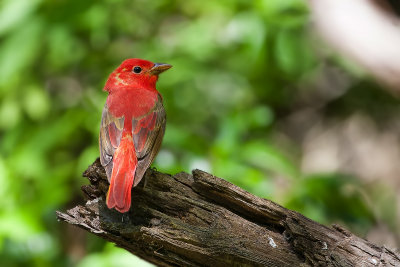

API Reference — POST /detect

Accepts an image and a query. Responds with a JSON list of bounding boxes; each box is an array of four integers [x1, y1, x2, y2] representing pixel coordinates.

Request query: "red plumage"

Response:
[[99, 59, 171, 213]]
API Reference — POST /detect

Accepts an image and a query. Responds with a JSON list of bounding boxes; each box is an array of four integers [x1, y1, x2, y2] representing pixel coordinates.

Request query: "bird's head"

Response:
[[104, 58, 172, 92]]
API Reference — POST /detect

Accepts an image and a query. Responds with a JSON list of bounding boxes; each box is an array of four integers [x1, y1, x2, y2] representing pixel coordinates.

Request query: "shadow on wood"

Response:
[[57, 159, 400, 266]]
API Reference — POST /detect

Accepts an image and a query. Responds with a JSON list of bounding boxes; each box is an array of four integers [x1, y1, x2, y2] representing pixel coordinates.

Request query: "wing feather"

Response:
[[132, 95, 166, 186], [99, 104, 124, 181]]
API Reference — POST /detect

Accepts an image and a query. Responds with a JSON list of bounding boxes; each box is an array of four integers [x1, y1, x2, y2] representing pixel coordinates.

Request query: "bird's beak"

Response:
[[150, 63, 172, 75]]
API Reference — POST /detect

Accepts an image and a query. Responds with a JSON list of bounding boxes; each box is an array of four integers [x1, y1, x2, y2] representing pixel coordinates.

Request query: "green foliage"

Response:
[[77, 243, 153, 267], [285, 174, 375, 235], [0, 0, 398, 266]]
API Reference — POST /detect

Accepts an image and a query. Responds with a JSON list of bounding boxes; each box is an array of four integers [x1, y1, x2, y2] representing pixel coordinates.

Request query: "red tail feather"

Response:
[[106, 132, 137, 213]]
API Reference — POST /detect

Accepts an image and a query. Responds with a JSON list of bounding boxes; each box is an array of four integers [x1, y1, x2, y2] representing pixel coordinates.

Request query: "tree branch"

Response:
[[57, 159, 400, 266]]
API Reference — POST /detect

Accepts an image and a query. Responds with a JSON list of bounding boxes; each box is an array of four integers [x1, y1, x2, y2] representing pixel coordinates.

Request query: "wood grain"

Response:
[[57, 159, 400, 266]]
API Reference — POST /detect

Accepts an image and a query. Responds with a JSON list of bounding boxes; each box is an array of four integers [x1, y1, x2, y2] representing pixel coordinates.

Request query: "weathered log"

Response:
[[57, 159, 400, 266]]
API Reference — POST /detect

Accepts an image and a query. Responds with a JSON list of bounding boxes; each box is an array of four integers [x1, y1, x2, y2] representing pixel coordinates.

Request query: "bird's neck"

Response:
[[105, 72, 158, 93]]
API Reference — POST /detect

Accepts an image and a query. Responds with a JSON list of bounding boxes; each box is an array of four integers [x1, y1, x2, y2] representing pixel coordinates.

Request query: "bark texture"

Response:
[[57, 159, 400, 266]]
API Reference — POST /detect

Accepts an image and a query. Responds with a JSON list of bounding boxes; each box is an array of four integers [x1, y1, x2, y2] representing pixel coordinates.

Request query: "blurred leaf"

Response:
[[23, 86, 50, 120], [78, 243, 153, 267], [0, 98, 21, 129], [0, 17, 43, 87], [275, 29, 316, 75], [0, 0, 42, 35], [256, 0, 308, 27], [285, 174, 375, 235], [241, 140, 299, 180]]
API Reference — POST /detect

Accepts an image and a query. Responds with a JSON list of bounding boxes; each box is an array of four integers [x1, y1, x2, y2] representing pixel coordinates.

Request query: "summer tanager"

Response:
[[99, 58, 171, 213]]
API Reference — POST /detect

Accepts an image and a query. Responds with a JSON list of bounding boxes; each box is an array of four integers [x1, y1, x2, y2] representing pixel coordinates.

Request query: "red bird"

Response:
[[99, 58, 171, 213]]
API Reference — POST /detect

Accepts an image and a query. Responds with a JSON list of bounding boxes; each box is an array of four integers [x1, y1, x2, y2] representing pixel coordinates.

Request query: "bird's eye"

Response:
[[133, 66, 142, 74]]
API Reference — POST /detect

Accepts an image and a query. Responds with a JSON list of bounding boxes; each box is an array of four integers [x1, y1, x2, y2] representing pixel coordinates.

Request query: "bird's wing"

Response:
[[99, 103, 124, 181], [131, 94, 166, 186]]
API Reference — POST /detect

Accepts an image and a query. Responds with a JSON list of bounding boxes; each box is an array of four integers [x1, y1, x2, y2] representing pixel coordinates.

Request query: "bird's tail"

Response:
[[106, 131, 137, 213]]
